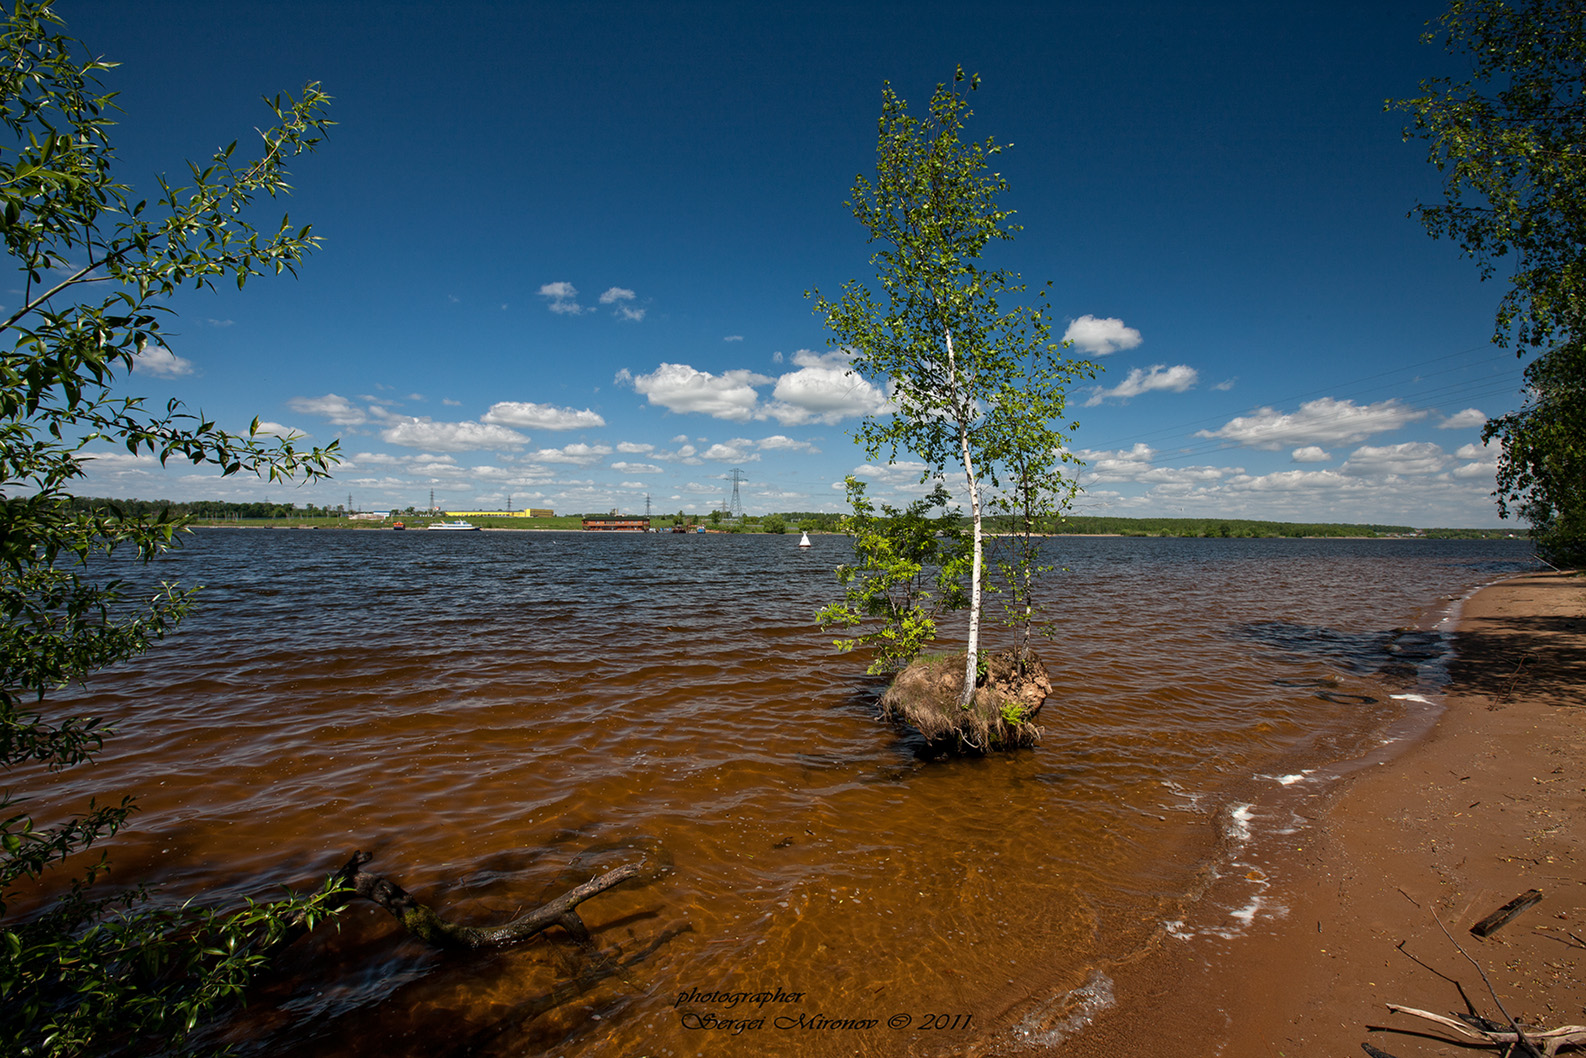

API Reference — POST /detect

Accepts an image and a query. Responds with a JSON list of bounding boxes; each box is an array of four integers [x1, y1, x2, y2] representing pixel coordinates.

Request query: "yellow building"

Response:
[[442, 509, 554, 518]]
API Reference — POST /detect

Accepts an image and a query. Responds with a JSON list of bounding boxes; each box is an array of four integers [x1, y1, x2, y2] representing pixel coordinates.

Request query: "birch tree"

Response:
[[812, 69, 1092, 705]]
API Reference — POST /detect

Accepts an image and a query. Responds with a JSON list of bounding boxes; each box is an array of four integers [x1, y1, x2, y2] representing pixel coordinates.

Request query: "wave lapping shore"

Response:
[[1030, 571, 1586, 1058]]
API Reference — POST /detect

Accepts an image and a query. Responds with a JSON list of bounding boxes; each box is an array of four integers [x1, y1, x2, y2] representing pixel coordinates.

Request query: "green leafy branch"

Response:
[[817, 475, 970, 674]]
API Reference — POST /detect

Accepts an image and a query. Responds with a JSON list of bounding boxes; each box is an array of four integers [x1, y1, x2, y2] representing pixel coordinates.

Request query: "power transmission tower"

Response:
[[726, 468, 747, 520], [645, 493, 652, 517]]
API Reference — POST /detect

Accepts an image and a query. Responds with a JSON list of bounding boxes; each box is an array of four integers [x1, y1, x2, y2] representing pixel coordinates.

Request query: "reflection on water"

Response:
[[27, 531, 1534, 1056]]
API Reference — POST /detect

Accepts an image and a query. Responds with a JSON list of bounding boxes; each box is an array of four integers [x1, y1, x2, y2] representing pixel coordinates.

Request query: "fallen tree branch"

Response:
[[331, 850, 649, 950], [1430, 905, 1539, 1053], [1386, 1006, 1586, 1057]]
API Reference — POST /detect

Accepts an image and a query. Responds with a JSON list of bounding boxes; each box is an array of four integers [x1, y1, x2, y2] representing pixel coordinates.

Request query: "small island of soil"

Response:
[[879, 649, 1053, 754]]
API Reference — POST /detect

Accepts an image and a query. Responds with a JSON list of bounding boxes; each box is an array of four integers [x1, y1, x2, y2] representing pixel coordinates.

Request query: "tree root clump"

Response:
[[879, 649, 1052, 755]]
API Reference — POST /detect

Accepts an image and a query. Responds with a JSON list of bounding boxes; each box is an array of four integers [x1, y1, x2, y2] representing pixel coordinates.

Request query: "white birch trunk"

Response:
[[944, 327, 982, 708]]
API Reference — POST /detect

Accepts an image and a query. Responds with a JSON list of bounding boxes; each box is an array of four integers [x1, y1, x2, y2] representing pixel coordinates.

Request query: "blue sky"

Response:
[[57, 1, 1529, 526]]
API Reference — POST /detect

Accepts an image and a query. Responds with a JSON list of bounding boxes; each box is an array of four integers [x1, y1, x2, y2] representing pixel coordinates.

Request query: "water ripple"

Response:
[[30, 530, 1535, 1058]]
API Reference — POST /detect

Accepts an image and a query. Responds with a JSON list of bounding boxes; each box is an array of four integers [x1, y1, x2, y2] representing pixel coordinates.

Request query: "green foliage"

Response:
[[4, 877, 344, 1058], [817, 476, 969, 674], [761, 514, 787, 534], [0, 4, 343, 1053], [775, 511, 844, 533], [1394, 0, 1586, 565], [810, 69, 1093, 698], [998, 700, 1028, 727], [982, 374, 1086, 655], [1484, 341, 1586, 567], [1392, 0, 1586, 352]]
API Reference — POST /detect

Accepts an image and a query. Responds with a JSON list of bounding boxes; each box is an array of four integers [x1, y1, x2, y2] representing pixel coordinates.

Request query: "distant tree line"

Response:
[[1036, 516, 1416, 538], [67, 496, 346, 519], [65, 500, 1518, 539]]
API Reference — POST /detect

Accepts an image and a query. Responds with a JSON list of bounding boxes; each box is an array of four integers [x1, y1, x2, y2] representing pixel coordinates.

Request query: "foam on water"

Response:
[[1010, 971, 1117, 1049]]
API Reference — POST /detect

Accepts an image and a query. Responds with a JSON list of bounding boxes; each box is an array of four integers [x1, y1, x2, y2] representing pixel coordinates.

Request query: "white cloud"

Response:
[[78, 449, 163, 472], [764, 349, 891, 425], [648, 442, 699, 463], [599, 286, 645, 321], [526, 442, 613, 465], [1340, 441, 1448, 477], [616, 441, 654, 454], [702, 439, 758, 462], [623, 362, 772, 421], [611, 461, 662, 473], [1063, 315, 1142, 355], [1076, 442, 1155, 480], [1453, 459, 1498, 479], [757, 434, 819, 453], [1223, 468, 1353, 493], [1196, 397, 1428, 449], [287, 393, 370, 426], [1291, 446, 1331, 463], [351, 450, 458, 468], [851, 461, 934, 488], [1439, 407, 1487, 429], [481, 401, 606, 430], [622, 352, 890, 425], [132, 345, 194, 377], [1085, 363, 1198, 405], [1455, 442, 1491, 460], [538, 281, 586, 315], [1075, 443, 1235, 486], [250, 421, 307, 440], [380, 418, 531, 452]]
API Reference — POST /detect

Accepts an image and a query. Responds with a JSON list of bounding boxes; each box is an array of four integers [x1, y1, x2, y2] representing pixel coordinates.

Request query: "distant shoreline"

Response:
[[184, 523, 1514, 542]]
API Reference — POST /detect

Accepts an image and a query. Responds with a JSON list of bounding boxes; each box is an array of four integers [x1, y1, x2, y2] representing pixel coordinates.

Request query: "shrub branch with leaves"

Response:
[[1393, 0, 1586, 567], [817, 476, 969, 674], [0, 3, 343, 1054]]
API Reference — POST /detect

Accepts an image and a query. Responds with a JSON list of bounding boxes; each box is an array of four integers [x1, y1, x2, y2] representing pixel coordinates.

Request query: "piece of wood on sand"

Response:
[[1469, 888, 1544, 938]]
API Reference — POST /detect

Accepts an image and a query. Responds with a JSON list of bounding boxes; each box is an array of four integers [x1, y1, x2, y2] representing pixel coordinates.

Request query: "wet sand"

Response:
[[1030, 570, 1586, 1058]]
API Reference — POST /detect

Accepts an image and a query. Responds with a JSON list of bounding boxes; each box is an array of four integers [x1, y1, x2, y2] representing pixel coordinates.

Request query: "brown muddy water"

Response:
[[24, 530, 1535, 1057]]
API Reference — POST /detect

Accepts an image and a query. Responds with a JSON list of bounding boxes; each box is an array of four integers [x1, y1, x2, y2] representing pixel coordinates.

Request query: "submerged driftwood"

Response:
[[879, 649, 1052, 754], [323, 850, 648, 949], [270, 850, 651, 959]]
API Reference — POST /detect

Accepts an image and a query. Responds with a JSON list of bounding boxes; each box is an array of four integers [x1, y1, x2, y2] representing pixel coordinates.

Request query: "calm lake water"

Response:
[[27, 529, 1535, 1057]]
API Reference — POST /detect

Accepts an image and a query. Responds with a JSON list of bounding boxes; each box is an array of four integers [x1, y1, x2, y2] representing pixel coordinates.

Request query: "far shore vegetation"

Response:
[[68, 496, 1521, 539]]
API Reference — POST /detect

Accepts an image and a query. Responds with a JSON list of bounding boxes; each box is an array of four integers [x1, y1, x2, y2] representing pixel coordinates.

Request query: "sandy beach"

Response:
[[1034, 570, 1585, 1057]]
